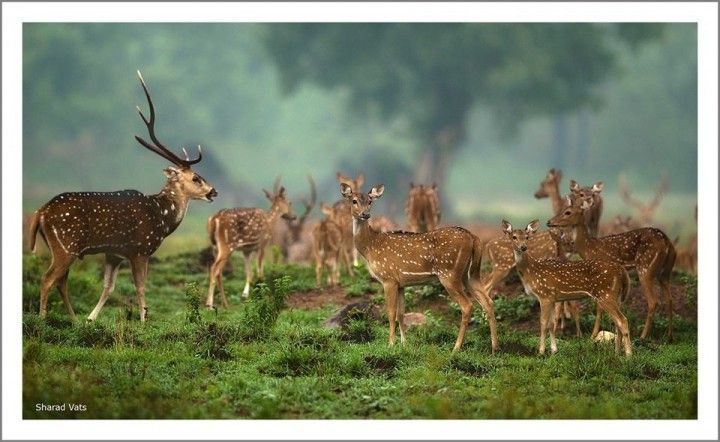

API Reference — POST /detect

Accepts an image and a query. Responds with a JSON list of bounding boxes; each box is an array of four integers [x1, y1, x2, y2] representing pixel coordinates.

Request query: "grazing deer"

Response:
[[406, 182, 441, 232], [503, 220, 632, 356], [272, 175, 316, 262], [313, 204, 343, 287], [205, 186, 295, 308], [332, 172, 366, 273], [339, 183, 498, 353], [619, 174, 668, 226], [548, 198, 677, 340], [534, 168, 567, 215], [569, 179, 604, 237], [27, 71, 217, 322]]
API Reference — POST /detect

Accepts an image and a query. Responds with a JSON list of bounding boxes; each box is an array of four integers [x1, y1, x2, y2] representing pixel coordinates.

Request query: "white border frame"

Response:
[[3, 2, 717, 440]]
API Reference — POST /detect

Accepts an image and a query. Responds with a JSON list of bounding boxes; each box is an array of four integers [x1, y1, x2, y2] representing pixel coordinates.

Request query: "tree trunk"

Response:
[[412, 124, 463, 217]]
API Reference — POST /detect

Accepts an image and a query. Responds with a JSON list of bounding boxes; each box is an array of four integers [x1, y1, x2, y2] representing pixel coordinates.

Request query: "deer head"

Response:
[[534, 168, 563, 199], [135, 71, 217, 202], [569, 179, 603, 203], [340, 182, 384, 221], [263, 186, 296, 220], [502, 219, 540, 255], [546, 197, 594, 229]]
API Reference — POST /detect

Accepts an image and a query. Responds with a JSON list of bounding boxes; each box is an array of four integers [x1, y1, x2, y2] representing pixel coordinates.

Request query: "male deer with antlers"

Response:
[[28, 71, 217, 322], [340, 183, 498, 353], [548, 197, 677, 340], [406, 182, 441, 233], [503, 220, 632, 356], [205, 185, 295, 308]]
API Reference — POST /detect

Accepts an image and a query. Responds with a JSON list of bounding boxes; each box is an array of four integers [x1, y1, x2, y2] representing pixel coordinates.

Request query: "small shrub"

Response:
[[74, 321, 115, 348], [194, 322, 232, 360], [184, 282, 203, 325]]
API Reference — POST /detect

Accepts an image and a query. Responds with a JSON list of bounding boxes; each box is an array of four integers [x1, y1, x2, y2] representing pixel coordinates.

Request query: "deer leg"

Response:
[[553, 302, 563, 335], [352, 247, 359, 267], [468, 279, 498, 354], [206, 247, 228, 308], [242, 251, 253, 298], [660, 278, 673, 342], [599, 299, 632, 357], [341, 245, 354, 277], [257, 247, 266, 280], [382, 281, 399, 346], [331, 255, 340, 286], [592, 301, 602, 339], [441, 277, 473, 352], [39, 253, 75, 318], [572, 301, 582, 338], [479, 264, 512, 300], [129, 256, 149, 322], [87, 254, 123, 321], [547, 302, 558, 353], [396, 289, 407, 344], [56, 270, 76, 321], [538, 300, 555, 355], [638, 273, 658, 340], [216, 258, 230, 309]]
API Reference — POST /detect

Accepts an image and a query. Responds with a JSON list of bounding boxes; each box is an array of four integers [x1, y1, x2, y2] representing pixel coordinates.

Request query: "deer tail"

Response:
[[469, 235, 484, 280], [207, 215, 218, 250], [27, 211, 42, 253]]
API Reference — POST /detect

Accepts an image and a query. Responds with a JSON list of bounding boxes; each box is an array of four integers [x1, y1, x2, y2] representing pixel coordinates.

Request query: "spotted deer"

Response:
[[503, 220, 632, 356], [340, 183, 498, 353], [312, 204, 344, 287], [205, 186, 295, 308], [619, 174, 668, 226], [406, 182, 441, 232], [569, 179, 604, 237], [548, 198, 677, 340], [27, 71, 217, 322], [272, 175, 316, 262], [547, 228, 582, 338]]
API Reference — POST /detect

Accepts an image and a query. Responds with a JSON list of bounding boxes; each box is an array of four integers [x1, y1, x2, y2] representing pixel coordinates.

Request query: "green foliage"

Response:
[[492, 294, 539, 322], [184, 282, 203, 325]]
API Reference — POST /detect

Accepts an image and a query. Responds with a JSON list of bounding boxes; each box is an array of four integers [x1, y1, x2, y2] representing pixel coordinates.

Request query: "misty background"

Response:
[[22, 23, 697, 248]]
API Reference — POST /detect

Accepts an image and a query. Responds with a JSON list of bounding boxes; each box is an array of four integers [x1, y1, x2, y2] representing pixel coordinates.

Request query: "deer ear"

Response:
[[431, 182, 438, 190], [369, 184, 385, 199], [570, 180, 580, 192], [321, 203, 333, 216], [410, 182, 415, 189], [556, 169, 563, 181], [278, 186, 286, 197], [263, 189, 273, 201], [592, 181, 604, 193], [356, 174, 365, 188], [526, 219, 540, 233], [340, 183, 353, 198], [501, 219, 512, 234], [163, 167, 180, 181], [565, 195, 572, 207]]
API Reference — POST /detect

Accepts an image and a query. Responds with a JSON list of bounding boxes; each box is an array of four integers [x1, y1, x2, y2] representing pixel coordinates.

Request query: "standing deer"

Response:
[[406, 182, 441, 232], [332, 172, 366, 273], [569, 179, 604, 237], [339, 183, 498, 353], [272, 175, 316, 263], [547, 198, 677, 340], [313, 204, 343, 287], [534, 168, 567, 215], [27, 71, 217, 322], [503, 220, 632, 356], [619, 174, 668, 226], [205, 186, 295, 308]]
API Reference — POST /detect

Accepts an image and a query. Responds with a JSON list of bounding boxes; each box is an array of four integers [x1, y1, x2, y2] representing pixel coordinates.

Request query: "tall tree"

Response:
[[262, 23, 662, 188]]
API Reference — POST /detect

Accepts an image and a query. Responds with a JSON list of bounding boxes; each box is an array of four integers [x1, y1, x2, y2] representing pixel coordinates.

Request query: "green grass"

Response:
[[22, 252, 697, 419]]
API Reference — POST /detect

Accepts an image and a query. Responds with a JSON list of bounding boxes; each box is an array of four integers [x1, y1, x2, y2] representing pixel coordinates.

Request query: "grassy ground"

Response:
[[22, 250, 697, 419]]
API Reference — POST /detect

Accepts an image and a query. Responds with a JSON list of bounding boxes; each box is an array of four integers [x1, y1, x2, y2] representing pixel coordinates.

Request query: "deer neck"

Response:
[[266, 204, 285, 228], [549, 186, 564, 215], [153, 183, 191, 233], [352, 217, 378, 255], [571, 221, 592, 257]]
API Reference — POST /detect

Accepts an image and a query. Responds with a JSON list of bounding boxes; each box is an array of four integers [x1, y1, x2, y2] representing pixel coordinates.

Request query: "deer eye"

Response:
[[368, 200, 372, 205], [512, 235, 517, 240], [352, 199, 357, 204], [192, 175, 201, 184], [564, 210, 571, 215]]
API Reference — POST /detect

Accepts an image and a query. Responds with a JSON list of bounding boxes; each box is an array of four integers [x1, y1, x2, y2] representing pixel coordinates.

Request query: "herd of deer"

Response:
[[27, 73, 695, 358]]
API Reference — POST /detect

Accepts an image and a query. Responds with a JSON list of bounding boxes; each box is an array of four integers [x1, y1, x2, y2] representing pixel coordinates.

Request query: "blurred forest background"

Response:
[[23, 23, 697, 247]]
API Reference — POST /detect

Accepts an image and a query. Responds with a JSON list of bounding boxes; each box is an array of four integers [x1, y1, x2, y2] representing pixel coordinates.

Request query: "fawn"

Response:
[[504, 220, 632, 356], [313, 203, 344, 287], [340, 183, 498, 353], [205, 186, 295, 308]]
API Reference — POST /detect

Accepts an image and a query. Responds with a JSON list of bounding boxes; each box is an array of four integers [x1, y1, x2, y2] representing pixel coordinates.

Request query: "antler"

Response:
[[299, 174, 317, 220], [135, 70, 202, 167], [647, 173, 668, 211], [272, 175, 282, 195], [618, 175, 645, 211]]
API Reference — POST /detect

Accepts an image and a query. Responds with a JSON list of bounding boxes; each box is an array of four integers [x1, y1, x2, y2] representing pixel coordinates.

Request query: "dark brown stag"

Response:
[[28, 71, 217, 322]]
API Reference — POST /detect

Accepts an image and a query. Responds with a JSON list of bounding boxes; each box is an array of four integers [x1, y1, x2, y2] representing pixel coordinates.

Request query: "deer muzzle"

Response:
[[206, 188, 218, 201]]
